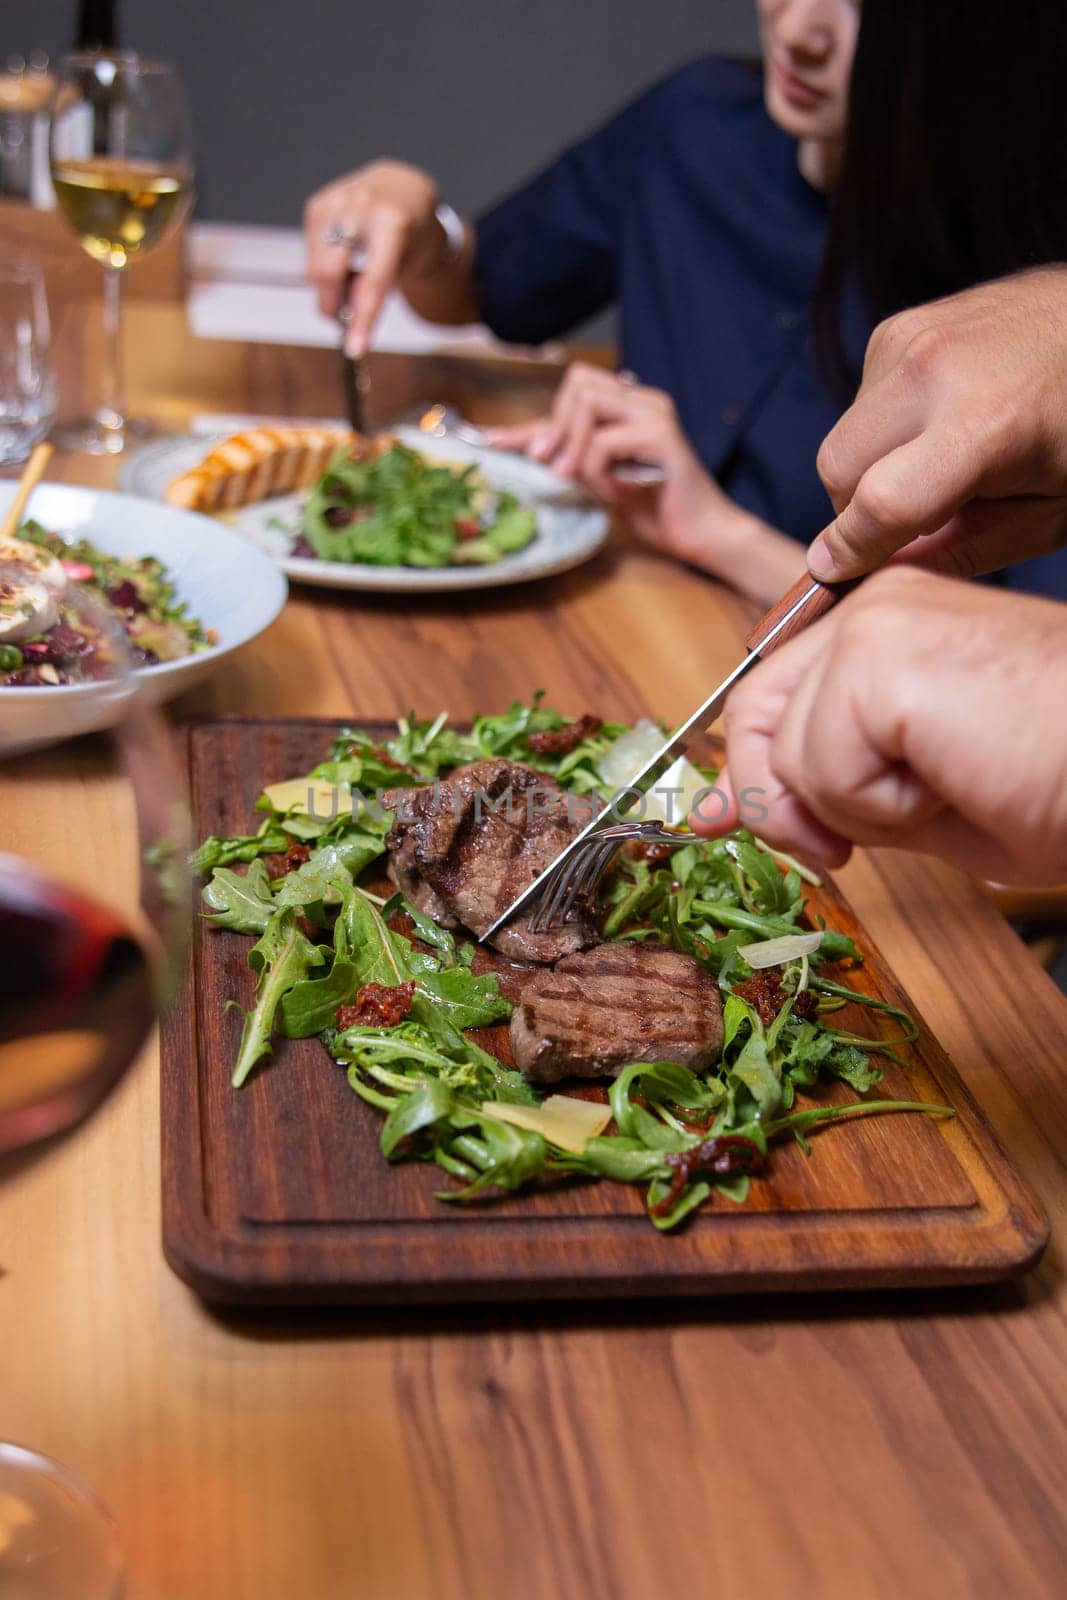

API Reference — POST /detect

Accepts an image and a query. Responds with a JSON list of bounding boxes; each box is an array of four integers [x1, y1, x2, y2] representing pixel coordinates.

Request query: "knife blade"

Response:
[[480, 574, 850, 943], [339, 262, 367, 434], [341, 345, 366, 434]]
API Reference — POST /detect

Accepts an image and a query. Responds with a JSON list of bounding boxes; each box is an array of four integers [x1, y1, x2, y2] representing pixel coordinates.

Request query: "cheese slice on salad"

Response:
[[261, 778, 345, 819], [485, 1095, 612, 1154]]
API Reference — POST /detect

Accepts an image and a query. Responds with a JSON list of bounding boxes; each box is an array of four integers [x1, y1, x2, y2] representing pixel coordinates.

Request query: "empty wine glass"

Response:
[[0, 558, 190, 1596], [0, 262, 56, 468], [49, 51, 193, 456]]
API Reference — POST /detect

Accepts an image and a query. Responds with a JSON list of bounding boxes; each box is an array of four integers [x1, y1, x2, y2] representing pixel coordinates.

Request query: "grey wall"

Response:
[[6, 1, 758, 225]]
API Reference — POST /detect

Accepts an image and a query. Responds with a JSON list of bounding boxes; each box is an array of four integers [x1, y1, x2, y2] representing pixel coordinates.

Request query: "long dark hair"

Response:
[[815, 0, 1067, 395]]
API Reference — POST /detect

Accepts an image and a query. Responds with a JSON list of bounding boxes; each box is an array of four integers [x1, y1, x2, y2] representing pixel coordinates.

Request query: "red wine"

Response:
[[0, 854, 154, 1151]]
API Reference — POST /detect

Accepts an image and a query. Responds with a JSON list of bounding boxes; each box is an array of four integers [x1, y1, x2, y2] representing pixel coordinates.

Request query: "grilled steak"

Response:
[[385, 826, 459, 929], [510, 943, 724, 1082], [383, 759, 600, 962]]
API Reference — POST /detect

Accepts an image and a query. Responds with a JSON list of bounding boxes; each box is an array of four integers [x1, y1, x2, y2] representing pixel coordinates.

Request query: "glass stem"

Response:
[[99, 264, 125, 431]]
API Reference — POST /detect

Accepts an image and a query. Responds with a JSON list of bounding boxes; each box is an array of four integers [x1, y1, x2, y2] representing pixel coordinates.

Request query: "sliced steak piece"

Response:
[[510, 942, 724, 1083], [384, 822, 459, 929], [383, 758, 600, 962]]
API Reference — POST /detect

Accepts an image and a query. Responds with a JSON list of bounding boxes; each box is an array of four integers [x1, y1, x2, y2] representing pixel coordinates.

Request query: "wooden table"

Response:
[[2, 300, 1066, 1600]]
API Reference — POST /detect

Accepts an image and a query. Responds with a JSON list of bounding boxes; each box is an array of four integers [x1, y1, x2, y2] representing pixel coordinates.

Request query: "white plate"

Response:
[[0, 481, 288, 749], [120, 426, 610, 593]]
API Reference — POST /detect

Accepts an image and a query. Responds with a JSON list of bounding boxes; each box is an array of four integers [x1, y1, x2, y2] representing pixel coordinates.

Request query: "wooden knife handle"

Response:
[[745, 575, 854, 656]]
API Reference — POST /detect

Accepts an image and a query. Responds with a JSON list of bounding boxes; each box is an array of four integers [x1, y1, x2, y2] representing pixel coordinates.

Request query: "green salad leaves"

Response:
[[300, 442, 538, 567], [2, 520, 214, 688], [196, 701, 952, 1230]]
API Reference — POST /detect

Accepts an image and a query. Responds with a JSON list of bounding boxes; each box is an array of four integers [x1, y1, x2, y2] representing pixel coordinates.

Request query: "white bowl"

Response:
[[0, 480, 288, 749]]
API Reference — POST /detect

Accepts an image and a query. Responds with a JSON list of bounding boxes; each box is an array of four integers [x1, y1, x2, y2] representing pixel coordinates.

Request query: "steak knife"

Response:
[[481, 573, 852, 942], [341, 345, 366, 435], [339, 263, 367, 434]]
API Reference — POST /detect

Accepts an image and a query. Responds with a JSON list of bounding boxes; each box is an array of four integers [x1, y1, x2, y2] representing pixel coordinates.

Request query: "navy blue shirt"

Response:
[[475, 56, 1064, 598]]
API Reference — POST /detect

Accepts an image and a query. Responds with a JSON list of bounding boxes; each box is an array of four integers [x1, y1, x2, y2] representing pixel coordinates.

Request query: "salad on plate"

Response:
[[289, 438, 539, 568]]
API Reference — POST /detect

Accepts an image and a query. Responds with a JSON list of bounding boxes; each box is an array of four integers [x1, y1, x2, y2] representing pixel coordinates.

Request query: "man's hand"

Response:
[[808, 268, 1067, 583], [691, 567, 1067, 884]]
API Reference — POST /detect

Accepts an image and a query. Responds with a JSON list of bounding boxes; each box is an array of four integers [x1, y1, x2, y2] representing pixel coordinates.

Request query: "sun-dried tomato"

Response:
[[526, 714, 603, 756], [792, 988, 819, 1021], [735, 960, 819, 1024], [651, 1134, 766, 1217], [732, 970, 786, 1025], [337, 980, 416, 1031], [343, 741, 418, 777], [733, 970, 819, 1025]]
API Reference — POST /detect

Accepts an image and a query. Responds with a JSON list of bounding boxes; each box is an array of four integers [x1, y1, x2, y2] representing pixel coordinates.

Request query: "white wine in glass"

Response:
[[50, 156, 189, 268], [49, 52, 193, 456]]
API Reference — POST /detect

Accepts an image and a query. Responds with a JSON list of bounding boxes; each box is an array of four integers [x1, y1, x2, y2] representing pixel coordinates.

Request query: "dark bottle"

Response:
[[75, 1, 120, 51]]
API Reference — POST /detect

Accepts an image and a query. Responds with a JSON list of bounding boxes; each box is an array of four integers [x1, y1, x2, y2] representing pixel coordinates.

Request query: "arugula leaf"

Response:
[[281, 958, 360, 1038], [232, 909, 326, 1087], [380, 1078, 457, 1158], [192, 819, 290, 874], [824, 1044, 883, 1093], [202, 859, 276, 933], [579, 1137, 667, 1183], [381, 891, 458, 963], [335, 1021, 534, 1106], [811, 977, 920, 1043], [273, 834, 388, 908], [721, 993, 754, 1055], [647, 1177, 714, 1232], [762, 1099, 954, 1142], [276, 868, 359, 1036], [412, 969, 512, 1031], [610, 1062, 721, 1147], [725, 836, 799, 917], [343, 886, 421, 986], [439, 1113, 550, 1199], [728, 1028, 782, 1119]]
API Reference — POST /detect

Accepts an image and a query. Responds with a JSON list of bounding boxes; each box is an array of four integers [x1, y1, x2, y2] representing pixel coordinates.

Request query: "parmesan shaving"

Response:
[[484, 1095, 612, 1153], [738, 931, 824, 969]]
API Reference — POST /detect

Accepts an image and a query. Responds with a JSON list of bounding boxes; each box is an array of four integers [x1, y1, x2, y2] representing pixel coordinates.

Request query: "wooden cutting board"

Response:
[[161, 717, 1048, 1305]]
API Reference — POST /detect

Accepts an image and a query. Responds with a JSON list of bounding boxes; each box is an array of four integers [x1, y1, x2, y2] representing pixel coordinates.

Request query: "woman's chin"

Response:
[[763, 86, 841, 146]]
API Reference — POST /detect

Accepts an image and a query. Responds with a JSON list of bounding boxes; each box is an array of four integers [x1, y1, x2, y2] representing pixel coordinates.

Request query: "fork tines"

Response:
[[526, 821, 690, 934]]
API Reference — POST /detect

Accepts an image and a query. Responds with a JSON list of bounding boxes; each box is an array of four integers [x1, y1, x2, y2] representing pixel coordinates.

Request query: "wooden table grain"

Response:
[[2, 299, 1066, 1600]]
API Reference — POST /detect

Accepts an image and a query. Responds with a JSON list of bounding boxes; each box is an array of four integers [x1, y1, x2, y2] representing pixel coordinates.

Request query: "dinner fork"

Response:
[[417, 404, 666, 488], [526, 821, 691, 933]]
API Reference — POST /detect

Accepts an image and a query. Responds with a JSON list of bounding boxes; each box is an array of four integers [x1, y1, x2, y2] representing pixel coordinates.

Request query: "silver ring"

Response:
[[617, 368, 639, 387], [324, 223, 361, 248]]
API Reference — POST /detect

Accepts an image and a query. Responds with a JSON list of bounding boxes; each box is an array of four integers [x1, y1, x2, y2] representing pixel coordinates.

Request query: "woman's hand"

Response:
[[489, 364, 807, 601], [809, 267, 1067, 583], [304, 161, 472, 356], [691, 566, 1067, 884], [489, 365, 736, 556]]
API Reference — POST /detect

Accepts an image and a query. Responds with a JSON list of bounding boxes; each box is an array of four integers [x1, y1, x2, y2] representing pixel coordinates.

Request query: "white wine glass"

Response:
[[48, 51, 193, 456], [0, 557, 190, 1596]]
